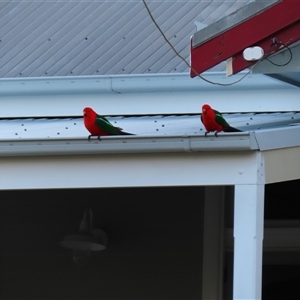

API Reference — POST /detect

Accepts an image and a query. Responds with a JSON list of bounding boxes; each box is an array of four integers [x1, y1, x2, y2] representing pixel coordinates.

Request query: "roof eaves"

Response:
[[0, 132, 259, 157]]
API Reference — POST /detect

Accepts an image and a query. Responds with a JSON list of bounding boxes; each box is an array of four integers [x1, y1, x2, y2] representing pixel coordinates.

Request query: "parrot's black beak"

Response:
[[84, 113, 87, 117]]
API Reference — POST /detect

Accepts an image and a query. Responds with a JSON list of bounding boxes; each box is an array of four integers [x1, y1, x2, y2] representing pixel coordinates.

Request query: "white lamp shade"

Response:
[[60, 229, 108, 251]]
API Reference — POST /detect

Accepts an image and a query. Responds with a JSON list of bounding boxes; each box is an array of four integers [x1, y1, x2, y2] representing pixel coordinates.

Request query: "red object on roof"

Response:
[[190, 0, 300, 77]]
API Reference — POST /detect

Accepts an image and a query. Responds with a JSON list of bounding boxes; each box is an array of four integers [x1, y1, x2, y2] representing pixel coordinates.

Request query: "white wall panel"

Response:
[[264, 147, 300, 184]]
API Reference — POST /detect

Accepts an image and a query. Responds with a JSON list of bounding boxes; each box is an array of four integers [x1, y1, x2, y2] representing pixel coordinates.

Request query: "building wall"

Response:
[[2, 179, 300, 299]]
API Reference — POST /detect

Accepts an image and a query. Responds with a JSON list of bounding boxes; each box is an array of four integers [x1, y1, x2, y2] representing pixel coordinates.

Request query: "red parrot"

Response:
[[201, 104, 242, 137], [83, 107, 133, 140]]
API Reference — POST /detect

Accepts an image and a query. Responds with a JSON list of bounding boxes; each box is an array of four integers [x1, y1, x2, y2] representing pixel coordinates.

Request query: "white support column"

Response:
[[202, 186, 225, 300], [233, 184, 264, 300]]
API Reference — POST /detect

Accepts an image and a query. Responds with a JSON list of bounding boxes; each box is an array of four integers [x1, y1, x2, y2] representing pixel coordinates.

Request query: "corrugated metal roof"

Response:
[[0, 0, 252, 78], [1, 112, 300, 140]]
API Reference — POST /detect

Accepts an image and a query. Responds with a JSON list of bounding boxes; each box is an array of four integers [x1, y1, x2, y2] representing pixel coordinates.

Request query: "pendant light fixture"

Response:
[[60, 209, 108, 265]]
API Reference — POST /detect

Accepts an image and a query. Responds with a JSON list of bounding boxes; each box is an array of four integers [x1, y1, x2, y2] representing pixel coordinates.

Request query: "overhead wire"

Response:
[[264, 43, 293, 67]]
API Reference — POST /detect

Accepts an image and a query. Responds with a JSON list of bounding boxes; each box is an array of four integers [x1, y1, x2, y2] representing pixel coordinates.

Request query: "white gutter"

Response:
[[1, 124, 299, 157], [0, 133, 259, 157]]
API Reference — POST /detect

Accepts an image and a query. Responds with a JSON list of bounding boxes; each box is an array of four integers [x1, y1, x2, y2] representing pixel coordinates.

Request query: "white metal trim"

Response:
[[1, 73, 299, 118]]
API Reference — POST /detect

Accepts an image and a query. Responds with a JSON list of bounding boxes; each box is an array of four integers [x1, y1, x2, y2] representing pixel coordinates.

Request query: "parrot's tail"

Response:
[[224, 126, 242, 133], [115, 126, 134, 135], [120, 131, 135, 135]]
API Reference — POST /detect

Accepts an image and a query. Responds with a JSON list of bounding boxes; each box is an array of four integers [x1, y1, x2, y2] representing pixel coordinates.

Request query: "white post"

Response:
[[233, 184, 264, 300], [202, 186, 225, 300]]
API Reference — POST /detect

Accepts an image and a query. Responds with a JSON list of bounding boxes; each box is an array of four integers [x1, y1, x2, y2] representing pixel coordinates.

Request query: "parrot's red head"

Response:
[[83, 107, 96, 118], [202, 104, 211, 114]]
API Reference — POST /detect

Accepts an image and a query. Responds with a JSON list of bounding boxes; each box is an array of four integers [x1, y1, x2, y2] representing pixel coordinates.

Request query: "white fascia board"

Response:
[[0, 151, 261, 190], [1, 73, 299, 118], [0, 132, 259, 157]]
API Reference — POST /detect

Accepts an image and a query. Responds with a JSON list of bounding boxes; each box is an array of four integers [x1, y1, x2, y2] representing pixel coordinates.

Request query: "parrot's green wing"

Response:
[[96, 114, 110, 124], [95, 116, 122, 135], [214, 109, 231, 127]]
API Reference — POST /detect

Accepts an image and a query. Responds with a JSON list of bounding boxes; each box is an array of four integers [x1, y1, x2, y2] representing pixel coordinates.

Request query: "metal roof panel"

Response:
[[1, 0, 252, 77]]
